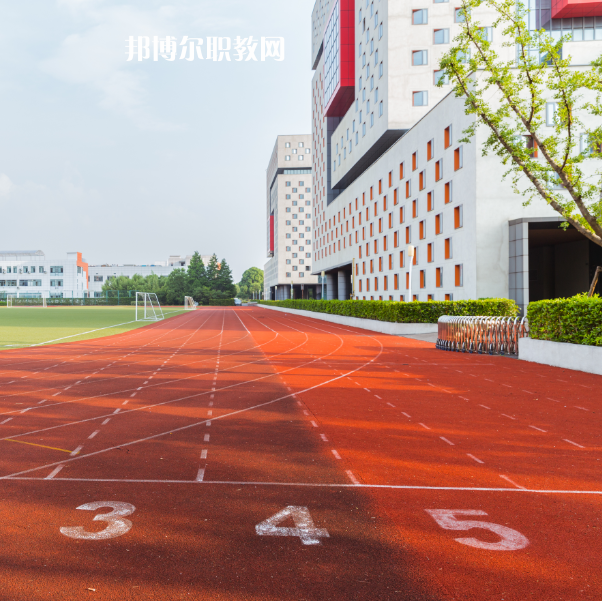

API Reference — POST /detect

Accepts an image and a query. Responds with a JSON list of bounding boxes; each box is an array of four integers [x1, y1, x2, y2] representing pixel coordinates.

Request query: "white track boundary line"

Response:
[[5, 477, 602, 494]]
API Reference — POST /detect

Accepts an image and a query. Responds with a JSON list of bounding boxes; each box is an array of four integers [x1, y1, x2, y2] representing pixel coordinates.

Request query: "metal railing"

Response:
[[436, 316, 529, 356]]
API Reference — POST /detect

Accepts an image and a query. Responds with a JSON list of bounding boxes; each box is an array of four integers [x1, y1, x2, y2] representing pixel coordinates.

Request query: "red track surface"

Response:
[[0, 307, 600, 600]]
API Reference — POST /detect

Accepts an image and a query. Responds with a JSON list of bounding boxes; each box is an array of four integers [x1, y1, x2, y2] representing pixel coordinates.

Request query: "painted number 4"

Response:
[[426, 510, 529, 551], [256, 506, 329, 546]]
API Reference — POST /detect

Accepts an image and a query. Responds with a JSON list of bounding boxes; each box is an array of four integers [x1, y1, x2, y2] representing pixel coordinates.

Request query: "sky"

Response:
[[0, 0, 314, 281]]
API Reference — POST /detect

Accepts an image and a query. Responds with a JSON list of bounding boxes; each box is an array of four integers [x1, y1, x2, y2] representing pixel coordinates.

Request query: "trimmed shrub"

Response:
[[203, 299, 236, 306], [259, 298, 518, 323], [528, 294, 602, 347]]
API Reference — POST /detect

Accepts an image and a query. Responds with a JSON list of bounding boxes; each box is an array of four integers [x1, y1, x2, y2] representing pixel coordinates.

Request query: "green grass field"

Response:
[[0, 306, 186, 349]]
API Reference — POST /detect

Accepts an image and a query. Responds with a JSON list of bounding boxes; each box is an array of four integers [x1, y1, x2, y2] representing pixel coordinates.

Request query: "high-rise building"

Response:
[[264, 135, 320, 300], [310, 0, 602, 311]]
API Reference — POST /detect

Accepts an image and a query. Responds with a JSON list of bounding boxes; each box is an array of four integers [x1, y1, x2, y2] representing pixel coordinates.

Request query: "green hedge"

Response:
[[203, 299, 235, 306], [259, 298, 518, 323], [528, 294, 602, 346]]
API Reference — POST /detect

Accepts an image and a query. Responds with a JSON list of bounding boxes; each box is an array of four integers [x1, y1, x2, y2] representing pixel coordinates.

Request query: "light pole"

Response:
[[407, 245, 415, 302], [321, 271, 325, 300]]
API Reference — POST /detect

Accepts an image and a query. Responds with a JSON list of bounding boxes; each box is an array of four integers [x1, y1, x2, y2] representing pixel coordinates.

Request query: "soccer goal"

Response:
[[184, 296, 197, 310], [7, 295, 47, 308], [135, 292, 164, 322]]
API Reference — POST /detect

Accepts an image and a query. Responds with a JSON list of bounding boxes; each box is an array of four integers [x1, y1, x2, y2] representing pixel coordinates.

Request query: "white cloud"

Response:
[[0, 174, 14, 197]]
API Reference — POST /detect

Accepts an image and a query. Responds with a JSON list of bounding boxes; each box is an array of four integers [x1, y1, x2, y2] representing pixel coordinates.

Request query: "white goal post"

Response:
[[7, 295, 47, 308], [184, 296, 198, 310], [135, 292, 164, 322]]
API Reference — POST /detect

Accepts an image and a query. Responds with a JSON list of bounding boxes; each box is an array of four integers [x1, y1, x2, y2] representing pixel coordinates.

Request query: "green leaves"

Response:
[[528, 294, 602, 346], [260, 299, 518, 323]]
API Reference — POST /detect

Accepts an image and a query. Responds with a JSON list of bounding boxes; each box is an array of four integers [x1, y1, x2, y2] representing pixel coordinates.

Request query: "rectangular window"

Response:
[[434, 69, 449, 85], [455, 264, 463, 287], [412, 199, 418, 218], [435, 213, 442, 234], [413, 91, 428, 106], [455, 7, 466, 22], [399, 162, 404, 179], [433, 28, 450, 44], [420, 270, 426, 288], [406, 272, 410, 289], [394, 274, 399, 290], [546, 102, 559, 126], [454, 146, 463, 170], [525, 135, 539, 158], [379, 179, 382, 194], [419, 220, 426, 239], [427, 243, 433, 262], [419, 170, 425, 190], [445, 181, 452, 204], [374, 277, 378, 291], [445, 237, 452, 259], [444, 125, 452, 148], [400, 250, 405, 268], [412, 9, 428, 24], [481, 26, 493, 42], [384, 275, 388, 290], [388, 254, 393, 269], [435, 160, 442, 181], [50, 266, 64, 274], [379, 257, 383, 272], [412, 50, 428, 65], [427, 139, 433, 161], [93, 275, 104, 282], [454, 205, 463, 229], [406, 226, 411, 243], [394, 231, 399, 247], [379, 218, 383, 233], [412, 152, 417, 171], [427, 191, 434, 212], [388, 213, 393, 228], [436, 267, 442, 288], [400, 206, 405, 223], [406, 180, 411, 198], [389, 171, 393, 187], [445, 293, 452, 301]]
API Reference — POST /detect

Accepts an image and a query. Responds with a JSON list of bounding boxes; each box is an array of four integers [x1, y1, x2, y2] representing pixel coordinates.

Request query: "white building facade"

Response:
[[264, 135, 320, 300], [310, 0, 602, 312]]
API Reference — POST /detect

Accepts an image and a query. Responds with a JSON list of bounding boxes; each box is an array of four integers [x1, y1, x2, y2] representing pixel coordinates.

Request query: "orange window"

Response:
[[362, 227, 365, 240], [526, 135, 539, 157], [444, 125, 451, 148], [420, 270, 425, 288], [394, 188, 399, 205], [400, 250, 405, 267], [412, 152, 417, 171], [388, 171, 393, 187], [379, 257, 383, 271], [374, 277, 378, 291], [383, 195, 387, 211], [363, 261, 366, 274], [399, 162, 404, 179], [419, 170, 425, 190], [384, 275, 388, 290], [374, 202, 378, 216], [370, 259, 374, 273], [355, 263, 359, 275], [419, 220, 425, 239], [413, 249, 418, 265], [379, 218, 383, 233], [427, 139, 433, 161], [454, 146, 463, 170], [374, 239, 378, 253], [389, 213, 393, 228], [455, 264, 463, 286], [370, 186, 374, 200], [445, 293, 452, 301], [394, 274, 399, 290], [435, 160, 442, 181], [363, 192, 366, 205], [406, 180, 411, 198], [366, 242, 370, 256], [389, 254, 393, 269], [427, 191, 433, 212], [435, 213, 442, 234], [359, 245, 362, 258], [355, 231, 358, 243], [454, 205, 463, 229], [406, 272, 410, 289], [383, 236, 388, 251], [436, 267, 442, 287], [412, 199, 417, 218], [427, 242, 433, 262], [366, 278, 370, 291], [406, 226, 411, 243], [445, 181, 451, 204], [370, 223, 374, 236], [394, 231, 399, 247], [379, 180, 382, 194], [445, 237, 452, 259], [355, 198, 358, 210], [359, 279, 363, 292], [400, 206, 405, 223]]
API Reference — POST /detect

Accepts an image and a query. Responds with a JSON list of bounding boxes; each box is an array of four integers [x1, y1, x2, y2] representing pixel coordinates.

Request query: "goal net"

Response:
[[135, 292, 164, 322], [184, 296, 197, 310], [7, 295, 47, 308]]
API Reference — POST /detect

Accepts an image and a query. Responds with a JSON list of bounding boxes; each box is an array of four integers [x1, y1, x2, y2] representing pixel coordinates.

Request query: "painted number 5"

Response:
[[426, 510, 529, 551], [60, 502, 136, 540]]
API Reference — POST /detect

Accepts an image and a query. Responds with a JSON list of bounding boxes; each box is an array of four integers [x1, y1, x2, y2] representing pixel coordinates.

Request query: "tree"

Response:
[[215, 258, 237, 298], [238, 267, 264, 298], [163, 269, 188, 305], [438, 0, 602, 247], [205, 254, 221, 283]]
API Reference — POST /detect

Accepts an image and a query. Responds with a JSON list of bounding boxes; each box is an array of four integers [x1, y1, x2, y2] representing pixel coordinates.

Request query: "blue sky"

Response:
[[0, 0, 314, 280]]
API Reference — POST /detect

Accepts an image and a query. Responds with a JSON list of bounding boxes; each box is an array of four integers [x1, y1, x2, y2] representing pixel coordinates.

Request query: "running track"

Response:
[[0, 307, 600, 600]]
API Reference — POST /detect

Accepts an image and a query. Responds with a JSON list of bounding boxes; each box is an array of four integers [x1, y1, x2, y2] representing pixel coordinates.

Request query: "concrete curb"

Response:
[[257, 304, 438, 336], [518, 337, 602, 376]]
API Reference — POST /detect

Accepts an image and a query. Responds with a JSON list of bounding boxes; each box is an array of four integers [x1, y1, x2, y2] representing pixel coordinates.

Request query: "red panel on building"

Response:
[[551, 0, 602, 18], [323, 0, 355, 117]]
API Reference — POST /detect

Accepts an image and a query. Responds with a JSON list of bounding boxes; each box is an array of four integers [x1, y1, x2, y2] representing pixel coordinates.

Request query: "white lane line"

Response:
[[209, 401, 213, 407], [88, 430, 100, 440], [303, 410, 310, 416], [374, 394, 382, 399], [500, 475, 526, 490], [575, 406, 589, 411], [204, 434, 210, 442], [137, 387, 143, 391], [440, 437, 455, 446], [122, 401, 128, 406], [548, 398, 560, 402], [45, 465, 65, 480], [113, 408, 121, 414], [130, 392, 137, 397], [419, 423, 430, 430], [311, 421, 318, 427], [402, 412, 411, 418], [200, 450, 208, 459], [70, 445, 83, 457], [364, 388, 371, 392], [467, 453, 484, 464], [20, 407, 33, 414], [564, 439, 585, 449], [207, 410, 213, 416], [331, 449, 342, 460], [320, 434, 328, 442], [196, 468, 205, 482], [346, 470, 360, 485], [102, 419, 111, 426], [501, 384, 512, 388], [479, 404, 490, 410], [1, 418, 13, 424], [523, 390, 535, 394], [529, 425, 547, 433], [38, 400, 46, 405], [386, 402, 395, 407], [52, 392, 60, 397], [296, 401, 303, 407], [459, 396, 469, 401], [501, 414, 516, 420], [206, 421, 211, 426]]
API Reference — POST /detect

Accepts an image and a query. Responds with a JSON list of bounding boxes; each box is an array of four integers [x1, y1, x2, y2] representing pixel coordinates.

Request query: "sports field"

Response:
[[0, 306, 186, 348], [0, 306, 599, 600]]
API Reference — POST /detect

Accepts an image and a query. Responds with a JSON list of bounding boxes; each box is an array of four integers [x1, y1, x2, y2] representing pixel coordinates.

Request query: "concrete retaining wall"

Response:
[[258, 304, 438, 336], [519, 337, 602, 376]]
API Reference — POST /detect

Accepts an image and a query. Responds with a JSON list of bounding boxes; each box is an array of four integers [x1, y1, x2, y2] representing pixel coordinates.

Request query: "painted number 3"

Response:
[[426, 510, 529, 551], [60, 502, 136, 540]]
